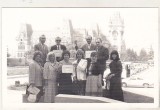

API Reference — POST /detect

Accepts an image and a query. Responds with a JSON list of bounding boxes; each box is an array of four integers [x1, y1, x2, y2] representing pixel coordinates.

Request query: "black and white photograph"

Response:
[[1, 1, 159, 110]]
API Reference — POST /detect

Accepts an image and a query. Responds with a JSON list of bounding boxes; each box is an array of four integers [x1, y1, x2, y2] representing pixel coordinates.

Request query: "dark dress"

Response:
[[58, 60, 73, 94], [109, 60, 124, 101]]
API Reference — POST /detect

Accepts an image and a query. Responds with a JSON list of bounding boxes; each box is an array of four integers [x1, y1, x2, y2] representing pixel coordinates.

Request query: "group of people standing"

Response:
[[28, 34, 124, 103]]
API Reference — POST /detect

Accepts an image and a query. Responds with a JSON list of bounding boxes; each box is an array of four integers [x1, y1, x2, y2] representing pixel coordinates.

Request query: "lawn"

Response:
[[7, 66, 29, 76]]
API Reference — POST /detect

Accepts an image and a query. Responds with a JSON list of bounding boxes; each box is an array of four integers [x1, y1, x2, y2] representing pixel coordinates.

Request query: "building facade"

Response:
[[16, 24, 33, 58], [108, 12, 125, 56]]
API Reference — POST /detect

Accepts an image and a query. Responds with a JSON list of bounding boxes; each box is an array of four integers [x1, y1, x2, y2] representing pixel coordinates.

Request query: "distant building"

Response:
[[32, 19, 74, 50], [108, 12, 125, 56], [72, 28, 87, 48], [12, 14, 126, 59], [16, 23, 33, 58]]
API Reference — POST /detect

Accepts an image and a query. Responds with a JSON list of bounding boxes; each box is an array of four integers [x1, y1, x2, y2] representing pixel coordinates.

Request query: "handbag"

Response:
[[27, 94, 37, 103]]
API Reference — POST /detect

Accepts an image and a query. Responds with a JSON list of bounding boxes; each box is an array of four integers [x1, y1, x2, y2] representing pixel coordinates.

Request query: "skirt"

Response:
[[85, 75, 102, 97]]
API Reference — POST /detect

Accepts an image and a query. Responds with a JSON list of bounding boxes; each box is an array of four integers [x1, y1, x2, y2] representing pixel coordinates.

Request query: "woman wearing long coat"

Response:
[[108, 50, 124, 101], [29, 51, 43, 102], [43, 52, 60, 103]]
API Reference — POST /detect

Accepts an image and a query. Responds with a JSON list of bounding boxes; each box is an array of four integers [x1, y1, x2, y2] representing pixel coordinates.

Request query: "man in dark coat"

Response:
[[34, 35, 49, 66], [95, 38, 109, 86], [81, 35, 96, 75], [81, 35, 96, 52], [50, 37, 67, 62]]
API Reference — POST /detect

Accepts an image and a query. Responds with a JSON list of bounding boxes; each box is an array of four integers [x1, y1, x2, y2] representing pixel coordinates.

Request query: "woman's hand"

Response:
[[108, 74, 115, 79], [30, 83, 35, 87], [97, 81, 102, 88], [72, 62, 78, 66], [73, 76, 77, 82], [97, 74, 102, 88]]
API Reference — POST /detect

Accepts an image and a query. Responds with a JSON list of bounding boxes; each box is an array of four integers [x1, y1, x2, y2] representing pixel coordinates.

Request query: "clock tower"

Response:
[[109, 12, 124, 56]]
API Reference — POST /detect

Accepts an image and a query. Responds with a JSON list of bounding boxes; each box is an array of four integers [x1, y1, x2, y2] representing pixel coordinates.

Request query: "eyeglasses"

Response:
[[56, 40, 61, 42]]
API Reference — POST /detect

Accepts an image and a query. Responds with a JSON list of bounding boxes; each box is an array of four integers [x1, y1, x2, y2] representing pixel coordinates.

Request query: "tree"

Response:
[[139, 48, 148, 61], [123, 48, 138, 61], [148, 46, 154, 60]]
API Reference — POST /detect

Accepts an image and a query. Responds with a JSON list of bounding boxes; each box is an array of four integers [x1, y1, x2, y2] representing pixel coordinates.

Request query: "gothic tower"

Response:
[[16, 23, 33, 58], [108, 12, 124, 56]]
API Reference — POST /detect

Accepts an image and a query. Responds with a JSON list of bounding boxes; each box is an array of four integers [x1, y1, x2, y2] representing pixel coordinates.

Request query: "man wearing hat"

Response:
[[50, 37, 67, 62], [34, 35, 49, 66]]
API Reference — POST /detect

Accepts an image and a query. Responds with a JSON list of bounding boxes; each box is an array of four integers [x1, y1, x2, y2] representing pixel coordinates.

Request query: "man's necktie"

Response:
[[88, 45, 90, 49], [57, 45, 59, 50], [96, 47, 99, 52]]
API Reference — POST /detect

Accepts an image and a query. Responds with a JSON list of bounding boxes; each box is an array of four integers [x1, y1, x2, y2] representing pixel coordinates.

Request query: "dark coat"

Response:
[[81, 43, 96, 51], [81, 43, 96, 70], [87, 62, 101, 76], [34, 43, 49, 64], [109, 60, 122, 77], [50, 44, 67, 62], [96, 45, 109, 74], [50, 44, 66, 51], [109, 60, 124, 101]]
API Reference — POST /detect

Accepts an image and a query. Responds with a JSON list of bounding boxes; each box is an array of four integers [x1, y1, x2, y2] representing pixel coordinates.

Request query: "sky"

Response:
[[2, 8, 158, 54]]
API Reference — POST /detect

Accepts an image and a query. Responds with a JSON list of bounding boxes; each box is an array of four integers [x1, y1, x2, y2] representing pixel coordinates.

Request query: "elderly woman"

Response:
[[43, 52, 60, 103], [85, 52, 102, 97], [72, 49, 87, 95], [108, 50, 124, 101], [29, 51, 43, 102], [59, 50, 73, 94]]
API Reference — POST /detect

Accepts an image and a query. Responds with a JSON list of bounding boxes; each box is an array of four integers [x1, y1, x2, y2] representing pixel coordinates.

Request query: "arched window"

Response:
[[18, 42, 25, 50]]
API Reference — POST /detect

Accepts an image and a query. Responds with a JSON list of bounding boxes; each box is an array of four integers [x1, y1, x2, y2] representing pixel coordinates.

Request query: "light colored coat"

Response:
[[29, 61, 43, 86], [72, 59, 87, 80], [43, 62, 60, 103]]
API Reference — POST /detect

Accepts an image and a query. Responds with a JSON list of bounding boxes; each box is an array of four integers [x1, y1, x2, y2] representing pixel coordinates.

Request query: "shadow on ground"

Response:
[[102, 89, 154, 103], [123, 90, 154, 103], [23, 89, 153, 103]]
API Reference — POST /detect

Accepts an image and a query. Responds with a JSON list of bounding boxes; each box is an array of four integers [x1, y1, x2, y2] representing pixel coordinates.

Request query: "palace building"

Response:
[[13, 12, 126, 59]]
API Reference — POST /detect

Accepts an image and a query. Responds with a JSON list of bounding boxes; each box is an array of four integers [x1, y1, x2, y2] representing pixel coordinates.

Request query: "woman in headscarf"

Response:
[[58, 50, 73, 94], [29, 51, 43, 102], [43, 52, 60, 103], [108, 50, 124, 101], [85, 52, 102, 97], [72, 49, 87, 95]]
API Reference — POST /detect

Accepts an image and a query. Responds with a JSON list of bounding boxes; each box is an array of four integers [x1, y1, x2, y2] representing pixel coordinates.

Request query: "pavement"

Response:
[[5, 66, 155, 103]]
